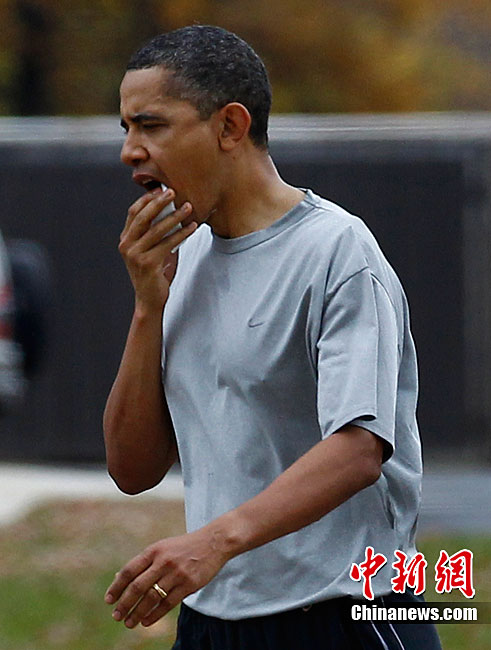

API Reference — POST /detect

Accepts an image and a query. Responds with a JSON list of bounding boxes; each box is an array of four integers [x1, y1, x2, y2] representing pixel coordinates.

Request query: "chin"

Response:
[[203, 207, 218, 227], [190, 207, 215, 228]]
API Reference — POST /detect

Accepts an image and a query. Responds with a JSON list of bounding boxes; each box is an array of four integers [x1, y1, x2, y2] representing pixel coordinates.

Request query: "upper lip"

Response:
[[132, 172, 164, 189]]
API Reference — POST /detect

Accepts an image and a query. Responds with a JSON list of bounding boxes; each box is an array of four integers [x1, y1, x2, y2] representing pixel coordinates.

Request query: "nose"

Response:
[[120, 130, 148, 167]]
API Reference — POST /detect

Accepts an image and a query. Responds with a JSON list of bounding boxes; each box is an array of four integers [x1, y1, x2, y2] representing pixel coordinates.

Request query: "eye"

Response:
[[142, 122, 167, 131]]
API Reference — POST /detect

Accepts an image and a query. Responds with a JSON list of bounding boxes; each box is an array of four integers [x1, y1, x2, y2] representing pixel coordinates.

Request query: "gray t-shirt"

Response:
[[162, 189, 422, 619]]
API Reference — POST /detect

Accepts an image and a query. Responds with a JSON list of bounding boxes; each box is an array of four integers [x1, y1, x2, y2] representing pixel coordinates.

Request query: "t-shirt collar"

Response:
[[211, 189, 316, 254]]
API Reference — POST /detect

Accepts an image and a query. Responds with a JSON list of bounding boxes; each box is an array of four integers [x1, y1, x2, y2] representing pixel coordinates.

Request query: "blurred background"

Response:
[[0, 1, 490, 649], [1, 0, 491, 116]]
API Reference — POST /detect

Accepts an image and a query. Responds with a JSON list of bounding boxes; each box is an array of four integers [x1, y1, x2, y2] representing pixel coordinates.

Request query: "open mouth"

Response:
[[143, 180, 162, 192]]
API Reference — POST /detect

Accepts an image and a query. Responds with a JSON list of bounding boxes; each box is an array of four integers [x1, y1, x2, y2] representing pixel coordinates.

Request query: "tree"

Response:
[[0, 0, 490, 115]]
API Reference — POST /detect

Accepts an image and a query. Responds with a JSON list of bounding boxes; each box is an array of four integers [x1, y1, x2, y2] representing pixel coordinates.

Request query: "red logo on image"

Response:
[[391, 550, 427, 596], [434, 549, 475, 599], [350, 546, 388, 600]]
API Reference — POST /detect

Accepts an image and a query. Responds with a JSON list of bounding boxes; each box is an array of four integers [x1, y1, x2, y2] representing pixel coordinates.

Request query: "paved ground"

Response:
[[0, 462, 184, 526], [1, 462, 490, 534], [418, 467, 491, 535]]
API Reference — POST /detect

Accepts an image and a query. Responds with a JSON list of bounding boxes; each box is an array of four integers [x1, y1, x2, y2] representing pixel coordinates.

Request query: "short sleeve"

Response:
[[316, 267, 399, 461]]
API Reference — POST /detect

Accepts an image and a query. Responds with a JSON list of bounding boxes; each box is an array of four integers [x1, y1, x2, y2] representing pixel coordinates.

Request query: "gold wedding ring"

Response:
[[152, 583, 168, 600]]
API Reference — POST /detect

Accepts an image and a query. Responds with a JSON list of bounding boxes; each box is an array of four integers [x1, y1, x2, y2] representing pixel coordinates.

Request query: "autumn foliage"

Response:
[[0, 0, 490, 116]]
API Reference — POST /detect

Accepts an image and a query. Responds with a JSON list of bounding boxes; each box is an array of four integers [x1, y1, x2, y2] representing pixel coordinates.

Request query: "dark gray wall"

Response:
[[0, 114, 490, 463]]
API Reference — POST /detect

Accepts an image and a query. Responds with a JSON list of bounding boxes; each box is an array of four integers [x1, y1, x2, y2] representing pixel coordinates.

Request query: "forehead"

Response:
[[120, 67, 170, 98], [120, 67, 198, 118], [120, 67, 169, 110]]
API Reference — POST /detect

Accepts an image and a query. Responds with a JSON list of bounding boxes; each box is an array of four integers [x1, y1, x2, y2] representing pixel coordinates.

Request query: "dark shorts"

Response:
[[172, 591, 442, 650]]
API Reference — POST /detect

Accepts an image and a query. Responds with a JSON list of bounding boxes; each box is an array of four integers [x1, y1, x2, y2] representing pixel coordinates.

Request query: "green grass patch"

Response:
[[0, 499, 489, 649], [418, 534, 491, 649], [0, 499, 186, 650]]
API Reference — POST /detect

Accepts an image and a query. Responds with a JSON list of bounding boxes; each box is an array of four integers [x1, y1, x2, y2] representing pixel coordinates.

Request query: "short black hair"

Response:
[[126, 25, 272, 149]]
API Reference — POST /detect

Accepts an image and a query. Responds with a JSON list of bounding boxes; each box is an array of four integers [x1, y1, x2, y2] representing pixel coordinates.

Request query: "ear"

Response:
[[217, 103, 252, 151]]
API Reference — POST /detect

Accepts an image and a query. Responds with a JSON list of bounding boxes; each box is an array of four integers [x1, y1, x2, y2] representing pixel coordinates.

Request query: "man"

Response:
[[104, 25, 441, 649]]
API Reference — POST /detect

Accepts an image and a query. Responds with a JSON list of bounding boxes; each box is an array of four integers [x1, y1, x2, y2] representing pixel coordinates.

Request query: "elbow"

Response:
[[356, 432, 384, 489], [109, 473, 155, 496], [119, 484, 149, 496], [107, 466, 142, 495], [107, 464, 163, 495], [359, 436, 383, 488], [335, 426, 387, 492], [361, 456, 382, 488], [103, 423, 160, 495]]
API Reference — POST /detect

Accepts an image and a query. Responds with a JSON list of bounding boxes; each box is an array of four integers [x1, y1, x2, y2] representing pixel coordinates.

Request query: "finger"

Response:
[[140, 585, 189, 628], [125, 220, 196, 278], [156, 219, 198, 252], [105, 554, 152, 605], [110, 565, 164, 622], [136, 201, 193, 251], [123, 189, 174, 238], [135, 220, 197, 265], [123, 189, 163, 232], [123, 582, 172, 629], [127, 191, 175, 239]]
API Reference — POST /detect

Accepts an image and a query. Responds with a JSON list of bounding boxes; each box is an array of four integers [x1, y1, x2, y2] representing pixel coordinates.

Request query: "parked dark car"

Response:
[[0, 231, 51, 413], [0, 231, 25, 412]]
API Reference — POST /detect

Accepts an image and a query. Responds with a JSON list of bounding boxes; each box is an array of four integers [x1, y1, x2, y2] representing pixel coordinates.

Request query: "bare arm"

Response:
[[103, 188, 197, 494], [215, 425, 383, 553], [105, 425, 384, 627], [103, 304, 177, 494]]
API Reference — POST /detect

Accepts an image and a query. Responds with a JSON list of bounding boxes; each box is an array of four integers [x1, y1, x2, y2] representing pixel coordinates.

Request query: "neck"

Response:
[[207, 151, 304, 239]]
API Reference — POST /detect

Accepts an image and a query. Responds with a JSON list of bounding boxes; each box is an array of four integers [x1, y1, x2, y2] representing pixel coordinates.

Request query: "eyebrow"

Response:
[[120, 113, 165, 129]]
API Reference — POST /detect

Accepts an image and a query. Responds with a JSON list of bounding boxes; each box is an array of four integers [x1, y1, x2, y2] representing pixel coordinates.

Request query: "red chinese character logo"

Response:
[[435, 549, 475, 598], [350, 546, 387, 600], [391, 550, 427, 595]]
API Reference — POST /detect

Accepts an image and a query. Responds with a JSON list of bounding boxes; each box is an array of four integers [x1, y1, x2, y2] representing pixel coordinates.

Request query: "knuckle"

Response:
[[187, 575, 200, 592], [174, 566, 187, 581], [142, 547, 155, 561], [136, 256, 154, 272], [125, 251, 139, 268], [128, 580, 144, 597], [128, 203, 139, 218], [119, 567, 133, 582], [164, 556, 177, 571], [118, 239, 128, 254]]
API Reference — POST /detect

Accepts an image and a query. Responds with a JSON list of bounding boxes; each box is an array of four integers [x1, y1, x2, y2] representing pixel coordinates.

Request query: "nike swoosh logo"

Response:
[[247, 319, 265, 328]]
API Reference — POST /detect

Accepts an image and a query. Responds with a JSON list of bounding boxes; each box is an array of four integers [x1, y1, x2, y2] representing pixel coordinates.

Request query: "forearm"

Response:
[[207, 426, 383, 560], [103, 305, 176, 494], [104, 427, 384, 627]]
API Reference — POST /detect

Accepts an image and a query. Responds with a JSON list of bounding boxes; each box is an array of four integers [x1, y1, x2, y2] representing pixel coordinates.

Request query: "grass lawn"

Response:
[[0, 498, 489, 649], [0, 499, 185, 650], [417, 534, 491, 649]]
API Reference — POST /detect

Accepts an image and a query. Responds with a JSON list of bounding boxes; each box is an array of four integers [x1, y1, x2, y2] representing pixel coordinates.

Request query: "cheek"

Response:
[[184, 156, 216, 196], [160, 136, 218, 204]]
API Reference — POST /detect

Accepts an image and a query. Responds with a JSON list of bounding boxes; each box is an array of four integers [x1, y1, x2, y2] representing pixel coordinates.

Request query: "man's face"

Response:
[[120, 66, 222, 223]]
